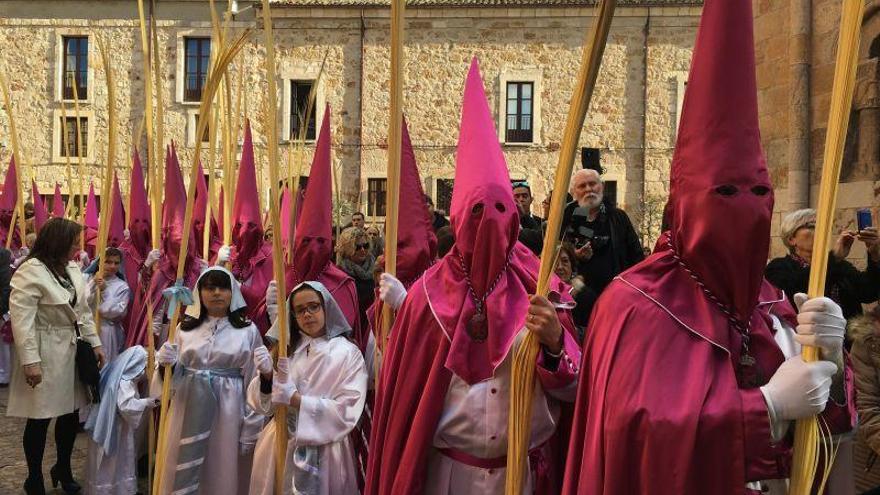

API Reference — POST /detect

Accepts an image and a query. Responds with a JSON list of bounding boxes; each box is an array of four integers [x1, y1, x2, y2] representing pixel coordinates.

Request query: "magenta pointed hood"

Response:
[[232, 120, 264, 261], [160, 143, 199, 281], [85, 183, 99, 230], [0, 158, 20, 248], [31, 181, 48, 232], [52, 183, 64, 218], [420, 59, 565, 384], [108, 173, 126, 247], [127, 149, 151, 255], [667, 0, 773, 324], [393, 117, 437, 284], [291, 106, 333, 282]]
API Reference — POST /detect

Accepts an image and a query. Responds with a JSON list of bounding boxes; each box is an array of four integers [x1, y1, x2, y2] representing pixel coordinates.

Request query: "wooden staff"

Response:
[[257, 2, 292, 493], [151, 9, 166, 201], [150, 30, 250, 495], [378, 0, 406, 352], [789, 1, 864, 493], [505, 2, 616, 493], [0, 64, 29, 254], [92, 38, 118, 345]]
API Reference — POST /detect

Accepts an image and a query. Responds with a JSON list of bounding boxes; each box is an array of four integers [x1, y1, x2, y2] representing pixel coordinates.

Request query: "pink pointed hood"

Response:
[[0, 158, 18, 245], [108, 173, 126, 247], [192, 160, 210, 257], [231, 120, 264, 260], [667, 0, 773, 324], [291, 106, 333, 282], [393, 117, 438, 284], [161, 143, 200, 281], [31, 181, 48, 232], [52, 184, 64, 218], [421, 59, 564, 384], [85, 183, 99, 230], [127, 149, 152, 255]]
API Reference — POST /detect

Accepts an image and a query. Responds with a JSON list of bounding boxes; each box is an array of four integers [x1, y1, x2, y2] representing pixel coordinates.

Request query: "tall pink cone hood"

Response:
[[31, 181, 48, 232], [162, 142, 193, 264], [394, 117, 437, 283], [449, 58, 519, 294], [231, 120, 264, 258], [420, 58, 549, 385], [0, 157, 18, 215], [108, 173, 126, 247], [667, 0, 773, 323], [127, 148, 151, 253], [52, 183, 65, 218], [292, 105, 333, 281], [192, 160, 209, 255], [84, 182, 99, 230]]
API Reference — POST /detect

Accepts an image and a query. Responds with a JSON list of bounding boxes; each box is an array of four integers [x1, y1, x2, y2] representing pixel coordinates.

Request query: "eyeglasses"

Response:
[[355, 242, 370, 250], [293, 302, 322, 318]]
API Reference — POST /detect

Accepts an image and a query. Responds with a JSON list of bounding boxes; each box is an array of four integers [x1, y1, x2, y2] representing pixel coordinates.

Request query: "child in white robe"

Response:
[[153, 267, 267, 495], [84, 345, 156, 495], [85, 247, 131, 363], [248, 280, 367, 495]]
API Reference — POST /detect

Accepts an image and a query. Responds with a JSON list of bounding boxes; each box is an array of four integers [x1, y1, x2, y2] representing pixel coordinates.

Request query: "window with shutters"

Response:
[[505, 82, 534, 143]]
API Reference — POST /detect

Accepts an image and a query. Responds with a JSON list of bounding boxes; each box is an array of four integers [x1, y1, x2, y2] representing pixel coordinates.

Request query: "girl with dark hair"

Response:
[[247, 281, 367, 494], [7, 217, 106, 494], [152, 267, 268, 494], [85, 247, 131, 363]]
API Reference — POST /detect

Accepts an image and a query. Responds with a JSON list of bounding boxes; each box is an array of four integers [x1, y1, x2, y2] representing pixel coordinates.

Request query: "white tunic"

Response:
[[153, 316, 263, 495], [425, 332, 578, 495], [247, 334, 367, 495], [86, 275, 130, 364], [85, 378, 149, 495]]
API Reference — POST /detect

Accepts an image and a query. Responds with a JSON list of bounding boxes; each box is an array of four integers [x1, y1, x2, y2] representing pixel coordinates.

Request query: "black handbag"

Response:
[[49, 265, 101, 402], [73, 319, 100, 403]]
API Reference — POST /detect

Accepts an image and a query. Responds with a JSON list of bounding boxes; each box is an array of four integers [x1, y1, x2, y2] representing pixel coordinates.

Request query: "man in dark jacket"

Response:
[[766, 208, 880, 320], [425, 194, 449, 232], [561, 169, 644, 294]]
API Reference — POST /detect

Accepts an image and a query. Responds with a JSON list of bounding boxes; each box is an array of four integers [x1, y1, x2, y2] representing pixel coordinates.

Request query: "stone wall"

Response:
[[0, 2, 700, 247]]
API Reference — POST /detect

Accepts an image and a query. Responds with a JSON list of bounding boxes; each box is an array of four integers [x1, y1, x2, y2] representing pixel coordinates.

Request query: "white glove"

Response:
[[253, 345, 273, 375], [18, 247, 29, 258], [139, 397, 160, 409], [266, 280, 279, 323], [793, 293, 846, 362], [379, 273, 407, 311], [145, 249, 161, 268], [78, 251, 90, 266], [270, 357, 297, 406], [123, 229, 131, 241], [216, 245, 232, 266], [760, 355, 838, 421], [156, 342, 178, 367]]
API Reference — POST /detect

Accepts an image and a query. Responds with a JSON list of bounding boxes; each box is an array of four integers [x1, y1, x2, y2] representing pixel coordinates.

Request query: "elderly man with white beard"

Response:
[[561, 169, 644, 295]]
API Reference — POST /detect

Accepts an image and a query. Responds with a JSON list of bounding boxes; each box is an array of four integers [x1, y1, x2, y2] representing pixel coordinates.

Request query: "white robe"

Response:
[[86, 275, 130, 364], [152, 316, 263, 495], [425, 332, 578, 495], [85, 379, 149, 495], [247, 334, 367, 495]]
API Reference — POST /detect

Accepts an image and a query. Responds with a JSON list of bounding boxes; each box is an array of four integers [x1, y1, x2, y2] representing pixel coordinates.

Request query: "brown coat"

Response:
[[851, 314, 880, 454]]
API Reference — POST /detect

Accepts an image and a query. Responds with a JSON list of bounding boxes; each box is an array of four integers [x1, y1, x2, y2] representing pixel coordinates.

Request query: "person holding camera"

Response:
[[766, 208, 880, 320], [561, 169, 644, 295]]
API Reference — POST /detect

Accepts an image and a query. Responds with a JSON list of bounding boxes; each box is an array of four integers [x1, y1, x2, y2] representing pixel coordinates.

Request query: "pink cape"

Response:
[[365, 244, 579, 494], [560, 245, 856, 494]]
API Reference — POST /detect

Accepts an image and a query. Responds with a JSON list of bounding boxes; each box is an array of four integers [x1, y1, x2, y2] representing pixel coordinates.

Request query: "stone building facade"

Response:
[[0, 0, 701, 246], [755, 0, 880, 262]]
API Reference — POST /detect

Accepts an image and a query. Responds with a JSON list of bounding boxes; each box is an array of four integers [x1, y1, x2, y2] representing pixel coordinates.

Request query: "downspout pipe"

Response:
[[788, 0, 811, 211]]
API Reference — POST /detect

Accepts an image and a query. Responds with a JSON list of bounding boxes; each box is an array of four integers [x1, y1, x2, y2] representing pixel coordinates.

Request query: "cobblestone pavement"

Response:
[[0, 387, 148, 494]]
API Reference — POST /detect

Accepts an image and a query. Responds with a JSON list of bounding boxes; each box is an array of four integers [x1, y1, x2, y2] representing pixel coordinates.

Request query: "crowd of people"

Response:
[[2, 0, 880, 494]]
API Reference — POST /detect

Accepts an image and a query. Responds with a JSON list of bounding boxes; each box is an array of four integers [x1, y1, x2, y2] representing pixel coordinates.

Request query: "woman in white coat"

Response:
[[248, 281, 367, 495], [7, 218, 106, 495], [153, 266, 266, 495], [85, 247, 130, 363]]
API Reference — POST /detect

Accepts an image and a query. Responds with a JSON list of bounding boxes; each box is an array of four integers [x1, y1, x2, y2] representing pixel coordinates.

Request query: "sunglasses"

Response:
[[355, 242, 370, 250], [512, 181, 530, 190]]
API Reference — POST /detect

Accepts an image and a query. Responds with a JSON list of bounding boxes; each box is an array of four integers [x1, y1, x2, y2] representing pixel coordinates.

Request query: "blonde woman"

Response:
[[337, 227, 375, 338]]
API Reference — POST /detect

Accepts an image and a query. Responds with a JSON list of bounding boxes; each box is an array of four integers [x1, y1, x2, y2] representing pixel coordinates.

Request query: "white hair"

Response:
[[780, 208, 816, 252], [572, 168, 602, 185]]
